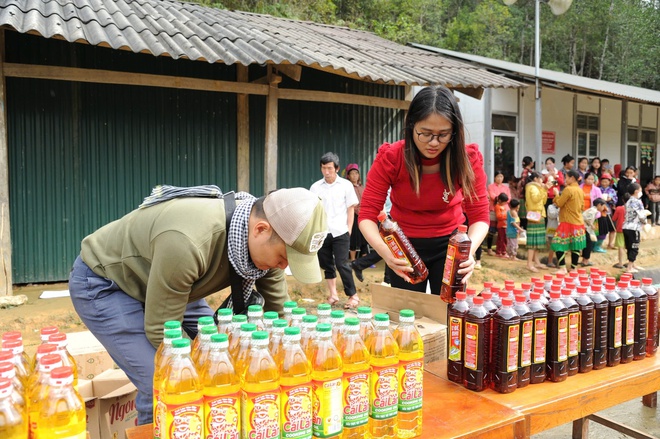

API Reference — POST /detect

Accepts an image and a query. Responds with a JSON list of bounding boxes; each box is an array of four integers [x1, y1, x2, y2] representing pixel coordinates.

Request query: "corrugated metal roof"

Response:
[[0, 0, 525, 89], [412, 44, 660, 105]]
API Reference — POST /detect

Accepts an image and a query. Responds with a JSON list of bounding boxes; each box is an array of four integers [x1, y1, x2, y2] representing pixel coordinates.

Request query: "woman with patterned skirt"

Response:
[[525, 171, 552, 272], [551, 169, 587, 274]]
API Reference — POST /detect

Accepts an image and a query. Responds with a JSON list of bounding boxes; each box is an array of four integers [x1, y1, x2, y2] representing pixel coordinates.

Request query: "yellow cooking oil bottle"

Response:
[[280, 326, 313, 439], [229, 315, 248, 356], [330, 311, 346, 351], [234, 323, 258, 377], [28, 353, 63, 439], [291, 308, 307, 328], [368, 313, 399, 439], [200, 333, 240, 439], [284, 301, 299, 325], [192, 325, 218, 369], [0, 377, 27, 439], [48, 333, 79, 388], [248, 305, 266, 331], [0, 361, 26, 415], [2, 331, 32, 377], [216, 308, 234, 335], [30, 326, 59, 371], [37, 366, 85, 438], [153, 328, 183, 439], [242, 331, 281, 439], [27, 344, 57, 391], [192, 316, 216, 354], [357, 307, 375, 346], [309, 323, 344, 438], [301, 315, 319, 359], [392, 310, 423, 438], [270, 319, 290, 365], [340, 317, 371, 439], [160, 338, 204, 439], [264, 311, 279, 333]]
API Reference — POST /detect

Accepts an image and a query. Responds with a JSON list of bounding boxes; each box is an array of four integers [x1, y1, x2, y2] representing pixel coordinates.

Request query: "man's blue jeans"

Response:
[[68, 256, 214, 425]]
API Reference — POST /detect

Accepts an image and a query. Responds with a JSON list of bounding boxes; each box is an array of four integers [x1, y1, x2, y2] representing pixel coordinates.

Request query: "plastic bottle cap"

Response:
[[483, 282, 493, 288], [501, 297, 513, 307], [2, 340, 21, 350], [216, 309, 232, 318], [0, 355, 12, 365], [377, 212, 387, 222], [357, 306, 372, 314], [264, 311, 279, 320], [240, 323, 257, 332], [482, 291, 492, 299], [374, 313, 390, 322], [458, 224, 468, 233], [251, 331, 269, 340], [473, 296, 484, 305], [515, 295, 526, 303], [201, 326, 218, 335], [317, 304, 331, 311], [172, 338, 190, 348], [513, 288, 523, 296], [455, 292, 467, 300], [345, 317, 360, 326], [211, 333, 228, 343], [164, 329, 183, 339], [592, 285, 601, 292], [41, 326, 59, 336], [550, 292, 560, 299], [617, 281, 627, 288], [284, 301, 298, 308], [521, 282, 532, 289], [561, 289, 572, 296], [400, 309, 415, 318], [232, 315, 248, 323], [1, 331, 21, 341], [316, 323, 332, 332], [577, 286, 588, 294], [37, 344, 57, 355], [544, 275, 553, 281], [273, 319, 289, 328], [303, 315, 318, 323], [284, 327, 300, 336], [292, 308, 307, 315], [556, 273, 565, 279], [48, 333, 66, 342], [330, 310, 345, 318], [642, 278, 652, 285], [198, 316, 215, 326], [530, 277, 541, 283], [41, 353, 63, 366], [50, 366, 73, 380], [466, 288, 476, 296], [248, 305, 263, 312], [530, 292, 540, 300]]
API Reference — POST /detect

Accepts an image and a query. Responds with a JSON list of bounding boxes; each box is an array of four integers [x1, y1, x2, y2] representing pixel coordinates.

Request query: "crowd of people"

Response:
[[480, 154, 659, 275]]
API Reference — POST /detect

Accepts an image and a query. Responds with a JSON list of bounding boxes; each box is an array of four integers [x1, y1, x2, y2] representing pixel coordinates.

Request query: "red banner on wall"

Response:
[[542, 131, 556, 154]]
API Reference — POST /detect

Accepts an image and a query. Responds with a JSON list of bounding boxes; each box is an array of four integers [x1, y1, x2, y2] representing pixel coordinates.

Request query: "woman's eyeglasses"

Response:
[[415, 131, 453, 144]]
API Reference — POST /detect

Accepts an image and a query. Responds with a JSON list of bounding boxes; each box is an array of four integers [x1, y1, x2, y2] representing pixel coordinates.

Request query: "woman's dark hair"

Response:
[[404, 86, 474, 199], [627, 183, 641, 195], [593, 198, 606, 207], [566, 169, 580, 181], [493, 170, 504, 180], [578, 157, 588, 167], [589, 157, 601, 175], [522, 156, 534, 168], [545, 157, 555, 164], [509, 198, 520, 209], [497, 192, 509, 203], [583, 172, 596, 183], [527, 171, 543, 184], [561, 154, 574, 165]]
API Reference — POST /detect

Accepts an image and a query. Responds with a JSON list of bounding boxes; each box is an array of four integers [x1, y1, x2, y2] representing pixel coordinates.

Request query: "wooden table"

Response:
[[126, 371, 524, 439], [427, 355, 660, 439]]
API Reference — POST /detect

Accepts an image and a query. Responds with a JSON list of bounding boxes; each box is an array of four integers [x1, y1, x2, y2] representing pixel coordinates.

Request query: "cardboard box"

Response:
[[370, 284, 447, 364], [78, 369, 138, 439], [67, 331, 115, 380]]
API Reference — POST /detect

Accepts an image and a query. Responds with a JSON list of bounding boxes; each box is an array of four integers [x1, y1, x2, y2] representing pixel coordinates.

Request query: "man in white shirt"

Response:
[[310, 152, 360, 309]]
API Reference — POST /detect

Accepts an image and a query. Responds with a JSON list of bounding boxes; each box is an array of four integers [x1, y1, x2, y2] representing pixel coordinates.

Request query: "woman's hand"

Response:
[[382, 253, 415, 283], [457, 254, 476, 284]]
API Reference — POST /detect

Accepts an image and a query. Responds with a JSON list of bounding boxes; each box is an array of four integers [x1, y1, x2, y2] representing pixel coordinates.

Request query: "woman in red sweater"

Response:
[[358, 86, 489, 294]]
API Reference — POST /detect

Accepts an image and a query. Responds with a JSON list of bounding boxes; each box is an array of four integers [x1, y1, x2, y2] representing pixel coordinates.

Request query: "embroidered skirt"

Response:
[[551, 222, 587, 252], [526, 221, 547, 249]]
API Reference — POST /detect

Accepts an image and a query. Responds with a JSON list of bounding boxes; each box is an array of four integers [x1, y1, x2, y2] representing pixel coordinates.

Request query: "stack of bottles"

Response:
[[0, 326, 86, 438], [153, 303, 425, 439], [447, 271, 659, 393]]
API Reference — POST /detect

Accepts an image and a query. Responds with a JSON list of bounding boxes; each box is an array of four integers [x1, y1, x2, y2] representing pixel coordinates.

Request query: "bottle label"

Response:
[[342, 371, 370, 428], [506, 324, 520, 372], [626, 303, 636, 345], [204, 392, 240, 439], [281, 383, 313, 439], [441, 244, 457, 286], [614, 306, 623, 348], [369, 364, 398, 420], [312, 378, 343, 438], [533, 317, 547, 363], [558, 316, 568, 362], [153, 390, 164, 439], [164, 399, 204, 439], [398, 359, 423, 412], [464, 322, 479, 370], [383, 235, 411, 265], [448, 316, 463, 362], [568, 312, 579, 357], [520, 320, 533, 367], [242, 390, 281, 439]]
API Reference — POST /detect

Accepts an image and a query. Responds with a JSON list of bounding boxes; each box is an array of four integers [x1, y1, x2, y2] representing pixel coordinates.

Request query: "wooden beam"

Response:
[[277, 87, 409, 110], [264, 69, 281, 194], [236, 65, 250, 193], [0, 30, 12, 295], [453, 87, 485, 100], [3, 63, 270, 96], [276, 64, 302, 82]]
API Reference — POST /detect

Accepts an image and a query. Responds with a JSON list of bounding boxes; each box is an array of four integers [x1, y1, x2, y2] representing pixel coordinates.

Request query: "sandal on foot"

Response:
[[344, 296, 360, 310], [526, 266, 540, 273], [327, 296, 340, 306], [612, 263, 624, 269]]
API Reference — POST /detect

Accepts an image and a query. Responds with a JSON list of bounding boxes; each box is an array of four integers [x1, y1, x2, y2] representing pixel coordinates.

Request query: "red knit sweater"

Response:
[[359, 140, 489, 238]]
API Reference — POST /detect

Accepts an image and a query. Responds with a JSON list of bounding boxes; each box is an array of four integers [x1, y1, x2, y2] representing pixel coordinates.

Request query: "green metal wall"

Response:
[[6, 33, 404, 283]]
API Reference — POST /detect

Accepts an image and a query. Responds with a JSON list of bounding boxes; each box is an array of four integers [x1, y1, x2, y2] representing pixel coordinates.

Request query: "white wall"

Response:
[[455, 90, 486, 147], [599, 97, 622, 163], [541, 88, 575, 164]]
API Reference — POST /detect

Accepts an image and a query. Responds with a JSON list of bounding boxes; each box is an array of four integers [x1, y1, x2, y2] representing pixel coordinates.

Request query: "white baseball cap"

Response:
[[263, 188, 328, 283]]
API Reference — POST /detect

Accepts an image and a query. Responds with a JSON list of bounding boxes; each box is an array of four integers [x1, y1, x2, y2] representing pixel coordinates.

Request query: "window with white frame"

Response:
[[576, 113, 599, 157]]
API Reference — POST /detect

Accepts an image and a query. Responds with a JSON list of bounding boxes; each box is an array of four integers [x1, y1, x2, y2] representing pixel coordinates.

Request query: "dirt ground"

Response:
[[2, 231, 660, 437]]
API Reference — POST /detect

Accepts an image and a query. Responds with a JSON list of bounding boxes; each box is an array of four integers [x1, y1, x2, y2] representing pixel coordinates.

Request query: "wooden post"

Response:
[[0, 30, 12, 296], [236, 64, 250, 193], [264, 67, 281, 194]]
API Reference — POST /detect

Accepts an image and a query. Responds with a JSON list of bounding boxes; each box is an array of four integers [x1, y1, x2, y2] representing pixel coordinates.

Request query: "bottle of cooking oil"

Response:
[[27, 344, 57, 389], [216, 309, 233, 335], [264, 311, 279, 333], [229, 315, 248, 353], [192, 325, 218, 369], [248, 305, 266, 331], [357, 307, 375, 344], [0, 361, 26, 414], [28, 353, 63, 439], [48, 333, 79, 388], [160, 338, 203, 438], [331, 310, 346, 351], [393, 310, 423, 439], [153, 328, 183, 439], [368, 314, 399, 439], [0, 345, 29, 397], [192, 316, 216, 354], [200, 333, 240, 439], [270, 319, 289, 365], [284, 301, 299, 325], [37, 366, 85, 438], [280, 327, 313, 439], [310, 323, 343, 438], [340, 317, 371, 439], [317, 304, 332, 325], [242, 331, 281, 439], [234, 323, 258, 377], [291, 308, 307, 328], [0, 377, 27, 439], [30, 326, 59, 371], [301, 315, 320, 359], [2, 331, 32, 376]]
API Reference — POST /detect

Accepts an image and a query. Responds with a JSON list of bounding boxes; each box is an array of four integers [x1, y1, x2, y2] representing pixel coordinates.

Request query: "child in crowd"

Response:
[[611, 201, 627, 269], [546, 204, 559, 268], [506, 199, 525, 260], [623, 183, 651, 273], [592, 198, 610, 253], [598, 173, 618, 248], [580, 200, 600, 267], [645, 175, 660, 225], [494, 192, 510, 257]]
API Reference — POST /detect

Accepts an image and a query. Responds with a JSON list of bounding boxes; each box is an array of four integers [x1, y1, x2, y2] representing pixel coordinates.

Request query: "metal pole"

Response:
[[534, 0, 542, 164]]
